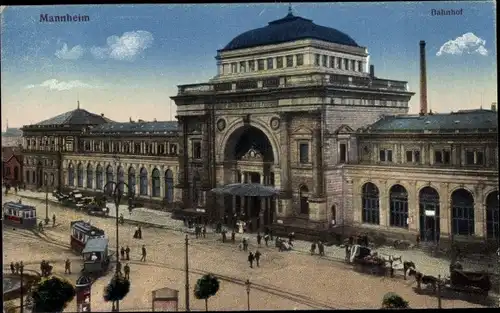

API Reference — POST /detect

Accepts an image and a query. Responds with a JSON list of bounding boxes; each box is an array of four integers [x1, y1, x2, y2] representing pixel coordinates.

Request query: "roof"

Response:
[[364, 109, 498, 133], [222, 12, 359, 52], [3, 202, 36, 211], [89, 121, 178, 134], [71, 220, 106, 236], [33, 108, 113, 126], [2, 128, 22, 137], [2, 147, 22, 163], [82, 237, 109, 253]]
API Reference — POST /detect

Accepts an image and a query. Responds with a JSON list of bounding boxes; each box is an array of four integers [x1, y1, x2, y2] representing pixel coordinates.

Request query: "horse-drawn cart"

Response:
[[348, 245, 388, 276], [445, 269, 492, 295]]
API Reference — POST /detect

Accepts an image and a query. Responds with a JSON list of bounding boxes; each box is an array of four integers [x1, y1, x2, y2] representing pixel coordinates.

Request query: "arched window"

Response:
[[419, 187, 440, 242], [192, 171, 201, 206], [152, 168, 160, 197], [451, 189, 475, 236], [77, 163, 84, 188], [50, 173, 55, 186], [331, 205, 336, 222], [486, 191, 499, 240], [68, 163, 75, 187], [117, 166, 125, 194], [361, 182, 380, 225], [86, 164, 93, 189], [32, 170, 36, 184], [128, 167, 136, 196], [389, 184, 408, 228], [140, 167, 148, 196], [106, 165, 114, 193], [26, 171, 30, 184], [165, 169, 174, 203], [96, 164, 103, 190], [299, 185, 309, 215]]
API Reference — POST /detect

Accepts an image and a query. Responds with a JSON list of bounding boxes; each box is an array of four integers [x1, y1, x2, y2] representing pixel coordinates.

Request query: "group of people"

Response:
[[119, 246, 132, 260], [9, 261, 24, 275], [247, 250, 262, 268], [310, 241, 326, 256], [3, 183, 26, 196], [39, 260, 53, 276], [116, 262, 131, 280], [133, 226, 143, 239], [194, 224, 207, 239]]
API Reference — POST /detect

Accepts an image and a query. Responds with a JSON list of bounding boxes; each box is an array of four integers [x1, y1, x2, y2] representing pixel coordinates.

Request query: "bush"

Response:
[[194, 274, 220, 311], [103, 274, 130, 302], [31, 275, 76, 313], [381, 292, 409, 309]]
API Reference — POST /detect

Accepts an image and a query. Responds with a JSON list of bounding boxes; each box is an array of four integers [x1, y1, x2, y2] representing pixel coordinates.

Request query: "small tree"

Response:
[[31, 275, 76, 313], [103, 274, 131, 310], [194, 274, 220, 311], [381, 292, 409, 309]]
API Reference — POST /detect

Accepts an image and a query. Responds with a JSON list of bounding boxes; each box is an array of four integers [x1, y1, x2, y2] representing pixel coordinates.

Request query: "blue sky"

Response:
[[1, 2, 497, 127]]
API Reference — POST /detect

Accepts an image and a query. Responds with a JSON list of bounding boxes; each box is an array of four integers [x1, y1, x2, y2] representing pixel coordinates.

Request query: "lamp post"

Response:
[[185, 234, 190, 312], [44, 173, 54, 225], [19, 261, 24, 313], [340, 164, 346, 239], [103, 179, 131, 313], [245, 279, 251, 311]]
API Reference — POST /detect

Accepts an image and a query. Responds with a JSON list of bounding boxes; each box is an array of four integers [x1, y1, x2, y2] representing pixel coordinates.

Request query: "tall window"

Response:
[[343, 58, 348, 70], [117, 166, 125, 193], [165, 169, 174, 203], [389, 185, 408, 228], [140, 167, 148, 196], [248, 60, 255, 71], [276, 57, 283, 68], [486, 191, 499, 240], [96, 165, 103, 190], [106, 165, 114, 194], [406, 150, 421, 163], [77, 163, 83, 188], [128, 167, 136, 196], [339, 144, 347, 163], [329, 56, 335, 68], [86, 164, 93, 189], [361, 182, 380, 225], [299, 143, 309, 164], [152, 168, 160, 197], [170, 144, 177, 155], [192, 171, 201, 206], [434, 150, 451, 165], [296, 54, 303, 66], [451, 189, 475, 236], [192, 141, 201, 159], [350, 60, 355, 71], [358, 61, 363, 72], [239, 61, 246, 73], [322, 55, 327, 67], [286, 55, 293, 67], [379, 149, 393, 162], [68, 163, 74, 187], [299, 185, 309, 215], [231, 62, 237, 73], [257, 59, 264, 70], [335, 57, 341, 69], [267, 58, 274, 70], [314, 54, 320, 66]]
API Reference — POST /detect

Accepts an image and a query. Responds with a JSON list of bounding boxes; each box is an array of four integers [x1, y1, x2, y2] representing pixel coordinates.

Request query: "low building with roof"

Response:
[[1, 126, 23, 147], [2, 146, 23, 186]]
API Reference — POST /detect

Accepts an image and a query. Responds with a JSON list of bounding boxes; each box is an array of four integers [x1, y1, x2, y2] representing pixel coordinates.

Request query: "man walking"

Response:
[[231, 230, 236, 244], [52, 214, 56, 227], [318, 241, 325, 257], [264, 234, 270, 247], [125, 246, 131, 261], [243, 238, 248, 252], [248, 252, 254, 268], [257, 233, 262, 247], [120, 247, 125, 260], [254, 250, 262, 267], [140, 245, 147, 262], [65, 259, 71, 274], [124, 263, 130, 280], [202, 225, 206, 238], [310, 242, 317, 255]]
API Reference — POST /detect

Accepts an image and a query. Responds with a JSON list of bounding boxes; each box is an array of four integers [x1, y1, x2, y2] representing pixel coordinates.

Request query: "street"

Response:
[[3, 192, 487, 310]]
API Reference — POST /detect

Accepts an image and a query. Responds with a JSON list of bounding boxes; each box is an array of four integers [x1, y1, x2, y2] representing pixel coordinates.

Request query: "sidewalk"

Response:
[[7, 189, 497, 279]]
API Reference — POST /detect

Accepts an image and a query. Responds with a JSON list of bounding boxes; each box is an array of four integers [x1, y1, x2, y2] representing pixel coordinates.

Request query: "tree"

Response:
[[194, 274, 220, 311], [103, 273, 131, 309], [381, 292, 409, 309], [31, 275, 76, 313]]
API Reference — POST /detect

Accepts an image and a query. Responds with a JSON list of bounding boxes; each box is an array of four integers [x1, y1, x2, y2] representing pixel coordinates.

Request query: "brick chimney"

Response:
[[419, 40, 428, 115], [491, 102, 497, 112], [369, 65, 375, 78]]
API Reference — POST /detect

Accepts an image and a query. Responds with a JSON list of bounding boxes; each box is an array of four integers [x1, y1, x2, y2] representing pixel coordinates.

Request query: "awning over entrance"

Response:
[[211, 183, 279, 197]]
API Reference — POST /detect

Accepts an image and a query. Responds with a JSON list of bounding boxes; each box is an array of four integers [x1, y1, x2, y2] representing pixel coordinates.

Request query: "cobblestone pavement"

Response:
[[4, 189, 497, 310]]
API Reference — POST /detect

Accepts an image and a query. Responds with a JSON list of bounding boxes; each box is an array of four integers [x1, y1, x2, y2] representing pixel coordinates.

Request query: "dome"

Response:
[[222, 12, 359, 51]]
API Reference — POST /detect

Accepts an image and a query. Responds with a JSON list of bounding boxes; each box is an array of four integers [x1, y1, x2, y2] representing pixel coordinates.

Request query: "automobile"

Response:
[[53, 190, 69, 202], [85, 204, 110, 217]]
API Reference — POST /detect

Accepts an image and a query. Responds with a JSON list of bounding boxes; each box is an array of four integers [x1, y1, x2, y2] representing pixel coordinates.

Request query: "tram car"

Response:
[[3, 201, 37, 228], [70, 220, 106, 254], [82, 237, 110, 275]]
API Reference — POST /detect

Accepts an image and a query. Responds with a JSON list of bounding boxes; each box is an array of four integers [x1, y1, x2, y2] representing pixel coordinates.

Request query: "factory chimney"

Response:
[[419, 40, 428, 115], [491, 102, 497, 112]]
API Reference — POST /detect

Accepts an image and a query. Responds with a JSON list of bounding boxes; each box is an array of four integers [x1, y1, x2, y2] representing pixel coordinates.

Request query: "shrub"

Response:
[[381, 292, 409, 309], [31, 275, 76, 313], [194, 274, 220, 311], [103, 274, 130, 302]]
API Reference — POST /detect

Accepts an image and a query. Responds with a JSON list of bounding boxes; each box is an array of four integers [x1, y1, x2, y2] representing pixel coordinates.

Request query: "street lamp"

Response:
[[103, 179, 132, 313], [19, 261, 24, 313], [44, 173, 54, 225], [245, 279, 251, 311]]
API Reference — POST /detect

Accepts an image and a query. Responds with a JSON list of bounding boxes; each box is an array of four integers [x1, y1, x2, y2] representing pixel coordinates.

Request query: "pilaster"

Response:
[[439, 183, 450, 236]]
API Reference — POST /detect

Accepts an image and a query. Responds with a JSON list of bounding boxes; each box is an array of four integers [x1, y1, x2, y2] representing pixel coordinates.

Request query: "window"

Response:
[[465, 150, 475, 165], [267, 58, 274, 70], [231, 62, 237, 73], [379, 149, 392, 162], [277, 57, 283, 68], [158, 144, 165, 155], [444, 150, 451, 164], [343, 58, 349, 70], [192, 141, 201, 159], [434, 150, 451, 164], [134, 142, 141, 154], [350, 60, 355, 71], [476, 151, 484, 165], [296, 54, 303, 66], [248, 60, 255, 71], [170, 144, 177, 155], [65, 141, 74, 152], [239, 61, 246, 73], [330, 56, 335, 68], [299, 143, 309, 164], [358, 61, 363, 72], [339, 144, 347, 163], [336, 57, 341, 69], [322, 55, 327, 67], [314, 54, 320, 66], [406, 150, 420, 163], [286, 55, 293, 67], [257, 59, 264, 70]]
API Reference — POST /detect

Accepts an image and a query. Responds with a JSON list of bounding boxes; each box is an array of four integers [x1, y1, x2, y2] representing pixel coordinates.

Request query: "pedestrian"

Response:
[[138, 226, 142, 239], [140, 245, 147, 262], [311, 242, 317, 255], [269, 229, 274, 240], [14, 186, 18, 194], [254, 250, 262, 267], [10, 262, 15, 274], [221, 229, 227, 243], [318, 241, 325, 256], [248, 252, 254, 268], [257, 233, 262, 246], [116, 261, 122, 274], [416, 234, 421, 247], [133, 226, 139, 239], [15, 262, 20, 274], [264, 234, 270, 247], [125, 246, 131, 260], [202, 225, 206, 238], [65, 259, 71, 274], [124, 263, 130, 280], [345, 244, 350, 261], [52, 214, 56, 226], [120, 247, 125, 260], [243, 238, 248, 251], [19, 261, 24, 273], [288, 232, 294, 244], [231, 230, 236, 243], [40, 260, 46, 276]]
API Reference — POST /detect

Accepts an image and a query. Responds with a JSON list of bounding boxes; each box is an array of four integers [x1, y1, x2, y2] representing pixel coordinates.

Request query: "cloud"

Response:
[[90, 30, 154, 61], [25, 79, 96, 91], [55, 43, 85, 60], [436, 32, 488, 56]]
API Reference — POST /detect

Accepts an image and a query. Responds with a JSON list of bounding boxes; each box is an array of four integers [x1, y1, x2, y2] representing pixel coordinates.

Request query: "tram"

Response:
[[3, 201, 37, 228], [70, 220, 106, 254]]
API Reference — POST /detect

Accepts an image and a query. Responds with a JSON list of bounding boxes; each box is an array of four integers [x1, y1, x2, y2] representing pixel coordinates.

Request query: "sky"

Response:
[[0, 2, 497, 128]]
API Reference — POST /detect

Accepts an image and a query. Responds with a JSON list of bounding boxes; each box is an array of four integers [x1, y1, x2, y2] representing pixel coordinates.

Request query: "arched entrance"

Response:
[[77, 163, 83, 188], [117, 166, 125, 193], [152, 168, 160, 197], [299, 185, 309, 215], [165, 169, 174, 203], [106, 165, 114, 193], [486, 191, 499, 240], [451, 189, 475, 236], [389, 184, 409, 228], [128, 167, 136, 195], [330, 205, 337, 226], [419, 187, 440, 242], [68, 163, 74, 187], [87, 164, 93, 189], [361, 182, 380, 225], [222, 125, 276, 231]]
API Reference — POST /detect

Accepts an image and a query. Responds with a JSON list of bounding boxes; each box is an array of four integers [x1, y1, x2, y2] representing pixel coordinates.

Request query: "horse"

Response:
[[408, 269, 438, 293], [403, 261, 416, 279]]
